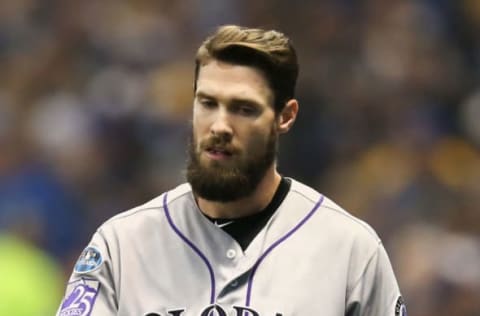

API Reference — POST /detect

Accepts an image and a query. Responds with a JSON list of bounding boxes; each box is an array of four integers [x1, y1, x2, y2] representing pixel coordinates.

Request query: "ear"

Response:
[[276, 99, 299, 134]]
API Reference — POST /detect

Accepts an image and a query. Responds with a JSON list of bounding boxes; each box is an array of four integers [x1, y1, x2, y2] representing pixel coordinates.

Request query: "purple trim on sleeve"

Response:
[[245, 195, 325, 306], [163, 192, 216, 304]]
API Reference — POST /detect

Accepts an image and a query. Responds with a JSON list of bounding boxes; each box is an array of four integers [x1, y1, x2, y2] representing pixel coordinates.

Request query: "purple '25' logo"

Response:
[[60, 282, 99, 316]]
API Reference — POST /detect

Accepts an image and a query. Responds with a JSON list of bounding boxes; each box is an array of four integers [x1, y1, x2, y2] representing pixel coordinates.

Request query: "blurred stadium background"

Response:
[[1, 0, 479, 315]]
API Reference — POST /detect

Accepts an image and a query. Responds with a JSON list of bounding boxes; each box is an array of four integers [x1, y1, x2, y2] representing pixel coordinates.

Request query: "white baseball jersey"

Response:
[[57, 178, 406, 316]]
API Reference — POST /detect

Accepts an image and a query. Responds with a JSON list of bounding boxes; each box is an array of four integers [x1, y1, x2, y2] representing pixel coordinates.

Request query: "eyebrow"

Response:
[[195, 91, 263, 107], [195, 91, 214, 99]]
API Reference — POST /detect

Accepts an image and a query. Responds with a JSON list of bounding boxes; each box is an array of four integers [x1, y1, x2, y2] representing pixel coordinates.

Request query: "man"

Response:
[[57, 25, 406, 316]]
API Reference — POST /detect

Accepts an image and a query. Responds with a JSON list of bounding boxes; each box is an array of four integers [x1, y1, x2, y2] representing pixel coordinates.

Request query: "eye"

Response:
[[199, 98, 217, 109], [238, 105, 256, 115], [232, 102, 260, 117]]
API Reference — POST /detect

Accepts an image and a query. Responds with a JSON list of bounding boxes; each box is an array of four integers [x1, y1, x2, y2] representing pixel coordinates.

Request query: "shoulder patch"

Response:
[[74, 246, 103, 274], [395, 296, 407, 316], [60, 278, 100, 316]]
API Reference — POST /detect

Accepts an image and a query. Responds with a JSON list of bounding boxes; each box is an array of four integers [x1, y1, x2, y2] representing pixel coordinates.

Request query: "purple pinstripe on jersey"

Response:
[[163, 192, 216, 304], [245, 195, 325, 307]]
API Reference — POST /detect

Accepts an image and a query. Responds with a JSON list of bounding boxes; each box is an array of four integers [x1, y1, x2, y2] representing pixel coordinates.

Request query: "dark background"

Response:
[[1, 0, 479, 315]]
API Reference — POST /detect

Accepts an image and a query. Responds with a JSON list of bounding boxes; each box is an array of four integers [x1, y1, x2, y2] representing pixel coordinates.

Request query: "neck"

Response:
[[196, 165, 281, 219]]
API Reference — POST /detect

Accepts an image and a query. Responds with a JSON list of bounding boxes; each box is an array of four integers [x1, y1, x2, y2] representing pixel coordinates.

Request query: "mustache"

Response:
[[199, 135, 239, 154]]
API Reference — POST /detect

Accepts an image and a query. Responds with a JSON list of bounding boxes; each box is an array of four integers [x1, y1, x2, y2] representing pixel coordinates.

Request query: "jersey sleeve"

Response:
[[56, 230, 117, 316], [345, 243, 405, 316]]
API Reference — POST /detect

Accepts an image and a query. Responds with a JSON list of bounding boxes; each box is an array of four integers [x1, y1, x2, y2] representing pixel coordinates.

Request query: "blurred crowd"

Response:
[[1, 0, 479, 315]]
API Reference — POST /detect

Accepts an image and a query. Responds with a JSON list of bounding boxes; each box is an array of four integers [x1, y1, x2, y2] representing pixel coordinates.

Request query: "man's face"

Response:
[[187, 59, 278, 202]]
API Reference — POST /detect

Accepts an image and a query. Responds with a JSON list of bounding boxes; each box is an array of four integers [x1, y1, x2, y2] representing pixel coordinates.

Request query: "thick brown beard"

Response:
[[186, 128, 277, 202]]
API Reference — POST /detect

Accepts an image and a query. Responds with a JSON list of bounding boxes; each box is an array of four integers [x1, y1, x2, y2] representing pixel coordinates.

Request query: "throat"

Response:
[[203, 177, 291, 250]]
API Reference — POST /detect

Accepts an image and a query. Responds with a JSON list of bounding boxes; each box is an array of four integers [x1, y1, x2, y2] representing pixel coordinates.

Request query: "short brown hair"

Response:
[[194, 25, 299, 114]]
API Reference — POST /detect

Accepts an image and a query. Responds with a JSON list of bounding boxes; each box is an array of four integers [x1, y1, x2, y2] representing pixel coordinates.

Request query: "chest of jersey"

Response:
[[111, 193, 350, 315], [60, 182, 401, 316]]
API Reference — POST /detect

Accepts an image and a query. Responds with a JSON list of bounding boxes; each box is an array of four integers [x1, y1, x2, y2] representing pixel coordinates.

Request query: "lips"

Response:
[[200, 136, 237, 160], [206, 147, 233, 156], [201, 143, 237, 161]]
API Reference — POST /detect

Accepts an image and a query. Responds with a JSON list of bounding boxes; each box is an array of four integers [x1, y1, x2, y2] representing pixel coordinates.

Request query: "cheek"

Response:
[[191, 126, 203, 153], [244, 128, 272, 153], [192, 106, 212, 131], [192, 116, 209, 141]]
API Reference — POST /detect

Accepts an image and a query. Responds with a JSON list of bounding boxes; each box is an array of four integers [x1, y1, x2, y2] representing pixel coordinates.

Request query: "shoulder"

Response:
[[289, 179, 385, 282], [97, 183, 193, 234], [289, 178, 381, 246], [320, 196, 380, 243]]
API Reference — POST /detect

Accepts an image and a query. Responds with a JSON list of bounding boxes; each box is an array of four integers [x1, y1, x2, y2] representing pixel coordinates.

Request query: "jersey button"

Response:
[[226, 249, 236, 259]]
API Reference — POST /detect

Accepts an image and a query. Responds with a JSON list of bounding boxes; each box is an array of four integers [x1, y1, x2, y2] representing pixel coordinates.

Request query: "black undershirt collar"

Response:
[[204, 177, 291, 250]]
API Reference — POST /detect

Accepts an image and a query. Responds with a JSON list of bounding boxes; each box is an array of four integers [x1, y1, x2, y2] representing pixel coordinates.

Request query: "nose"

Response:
[[210, 108, 233, 140]]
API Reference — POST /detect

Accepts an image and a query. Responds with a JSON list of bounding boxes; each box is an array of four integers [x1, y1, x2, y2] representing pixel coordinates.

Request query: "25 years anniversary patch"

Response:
[[60, 278, 100, 316]]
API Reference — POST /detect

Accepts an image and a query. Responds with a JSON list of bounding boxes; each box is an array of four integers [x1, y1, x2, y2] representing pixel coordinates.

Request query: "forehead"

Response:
[[196, 60, 273, 106]]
